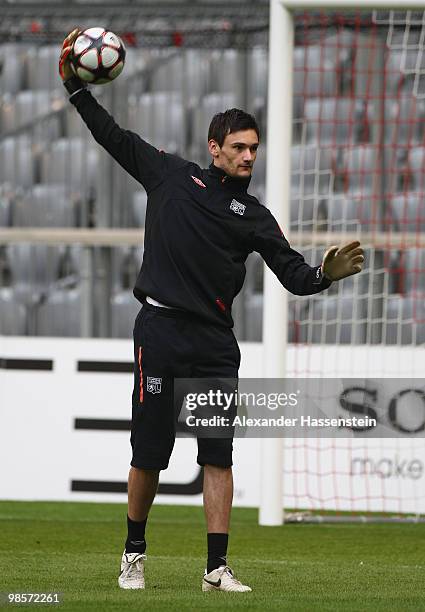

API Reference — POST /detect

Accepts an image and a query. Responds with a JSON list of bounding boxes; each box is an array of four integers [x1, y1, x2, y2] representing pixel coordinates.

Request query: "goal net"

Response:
[[271, 7, 425, 521]]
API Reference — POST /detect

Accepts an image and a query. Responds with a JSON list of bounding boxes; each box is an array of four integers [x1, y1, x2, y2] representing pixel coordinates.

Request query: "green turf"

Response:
[[0, 501, 424, 611]]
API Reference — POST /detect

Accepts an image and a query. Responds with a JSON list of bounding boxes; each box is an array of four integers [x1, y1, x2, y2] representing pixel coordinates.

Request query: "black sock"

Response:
[[207, 533, 228, 573], [125, 515, 147, 553]]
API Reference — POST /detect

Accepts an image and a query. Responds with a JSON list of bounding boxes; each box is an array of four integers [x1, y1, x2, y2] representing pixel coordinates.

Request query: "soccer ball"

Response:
[[70, 27, 126, 85]]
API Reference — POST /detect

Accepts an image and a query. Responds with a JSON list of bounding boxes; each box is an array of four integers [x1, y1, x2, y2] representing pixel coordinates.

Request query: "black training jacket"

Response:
[[70, 90, 332, 328]]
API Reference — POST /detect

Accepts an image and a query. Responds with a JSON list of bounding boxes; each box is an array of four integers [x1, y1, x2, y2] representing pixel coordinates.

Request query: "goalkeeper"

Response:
[[59, 30, 364, 593]]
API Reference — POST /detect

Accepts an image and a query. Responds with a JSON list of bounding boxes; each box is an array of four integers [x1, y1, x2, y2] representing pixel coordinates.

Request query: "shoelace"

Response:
[[123, 558, 144, 582], [222, 566, 243, 585]]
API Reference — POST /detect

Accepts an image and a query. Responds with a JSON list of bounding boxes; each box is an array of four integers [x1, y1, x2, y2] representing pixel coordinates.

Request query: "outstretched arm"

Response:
[[252, 208, 364, 295], [59, 29, 182, 194]]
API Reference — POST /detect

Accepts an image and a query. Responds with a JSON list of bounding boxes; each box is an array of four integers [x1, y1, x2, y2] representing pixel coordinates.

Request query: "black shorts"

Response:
[[130, 303, 241, 470]]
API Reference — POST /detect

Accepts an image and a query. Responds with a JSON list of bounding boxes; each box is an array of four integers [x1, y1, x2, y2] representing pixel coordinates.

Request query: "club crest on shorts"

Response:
[[230, 199, 246, 216], [147, 376, 162, 394]]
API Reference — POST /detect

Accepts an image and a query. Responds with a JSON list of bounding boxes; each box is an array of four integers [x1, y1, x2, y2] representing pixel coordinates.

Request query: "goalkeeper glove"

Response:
[[59, 28, 86, 95], [321, 240, 364, 281]]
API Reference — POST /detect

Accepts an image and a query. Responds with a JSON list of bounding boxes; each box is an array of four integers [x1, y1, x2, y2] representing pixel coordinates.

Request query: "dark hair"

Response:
[[208, 108, 260, 147]]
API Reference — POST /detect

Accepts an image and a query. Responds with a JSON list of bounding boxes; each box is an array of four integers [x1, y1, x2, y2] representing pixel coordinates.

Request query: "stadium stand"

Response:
[[0, 24, 422, 344]]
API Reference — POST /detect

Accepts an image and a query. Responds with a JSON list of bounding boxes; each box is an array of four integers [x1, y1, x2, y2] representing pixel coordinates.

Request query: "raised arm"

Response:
[[252, 207, 364, 295], [59, 29, 184, 194]]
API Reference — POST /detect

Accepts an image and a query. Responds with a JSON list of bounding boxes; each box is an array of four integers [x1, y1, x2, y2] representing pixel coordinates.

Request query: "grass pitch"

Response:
[[0, 502, 424, 611]]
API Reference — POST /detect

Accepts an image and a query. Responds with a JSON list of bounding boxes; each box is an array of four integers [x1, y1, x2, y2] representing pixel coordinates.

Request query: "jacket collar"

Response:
[[206, 162, 251, 193]]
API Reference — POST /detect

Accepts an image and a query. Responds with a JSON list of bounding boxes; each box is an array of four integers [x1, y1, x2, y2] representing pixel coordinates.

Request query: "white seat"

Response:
[[129, 92, 185, 154], [191, 92, 237, 163], [388, 193, 425, 233], [384, 295, 425, 345], [293, 47, 338, 98], [305, 98, 367, 144], [291, 145, 333, 195], [0, 287, 27, 335], [1, 90, 52, 131], [25, 45, 62, 92], [407, 147, 425, 192], [290, 195, 327, 232], [0, 44, 26, 94], [151, 54, 184, 93], [111, 246, 143, 292], [369, 98, 425, 144], [0, 186, 12, 226], [209, 50, 242, 95], [402, 248, 425, 294], [40, 138, 99, 193], [111, 289, 141, 338], [133, 191, 148, 227], [326, 194, 379, 233], [0, 136, 35, 189], [13, 184, 77, 227], [247, 47, 268, 102], [36, 288, 82, 337], [299, 293, 367, 344], [339, 145, 377, 194]]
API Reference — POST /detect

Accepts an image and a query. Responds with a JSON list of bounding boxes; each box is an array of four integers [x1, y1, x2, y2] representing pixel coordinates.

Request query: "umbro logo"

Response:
[[230, 199, 246, 216], [191, 175, 206, 188]]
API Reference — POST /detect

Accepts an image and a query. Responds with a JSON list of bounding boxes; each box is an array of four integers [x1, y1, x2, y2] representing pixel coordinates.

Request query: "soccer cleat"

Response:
[[202, 565, 252, 592], [118, 551, 146, 589]]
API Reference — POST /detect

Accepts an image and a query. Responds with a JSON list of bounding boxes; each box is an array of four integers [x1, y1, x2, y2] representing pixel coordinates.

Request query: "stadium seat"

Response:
[[40, 138, 99, 195], [12, 184, 77, 227], [151, 54, 184, 93], [36, 287, 82, 337], [183, 49, 212, 103], [0, 136, 35, 189], [250, 146, 266, 193], [25, 45, 62, 92], [133, 190, 148, 227], [291, 144, 333, 195], [111, 289, 141, 338], [290, 195, 327, 232], [1, 90, 53, 131], [247, 47, 268, 103], [111, 246, 143, 292], [304, 98, 367, 144], [6, 244, 64, 304], [299, 292, 368, 344], [383, 294, 425, 345], [245, 293, 263, 341], [385, 48, 425, 93], [293, 46, 339, 98], [129, 92, 185, 154], [243, 252, 263, 341], [0, 44, 26, 95], [0, 287, 27, 335], [338, 145, 377, 194], [191, 92, 238, 163], [372, 97, 425, 144], [209, 50, 243, 96], [407, 146, 425, 192], [401, 248, 425, 294], [387, 193, 425, 232], [0, 187, 12, 226], [326, 194, 380, 232]]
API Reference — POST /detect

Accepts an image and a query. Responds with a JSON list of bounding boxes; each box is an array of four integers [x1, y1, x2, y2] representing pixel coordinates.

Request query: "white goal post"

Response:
[[260, 0, 425, 526]]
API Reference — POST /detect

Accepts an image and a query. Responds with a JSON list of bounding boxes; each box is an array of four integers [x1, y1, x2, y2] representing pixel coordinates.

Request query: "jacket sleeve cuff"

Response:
[[313, 265, 332, 288], [63, 76, 87, 97]]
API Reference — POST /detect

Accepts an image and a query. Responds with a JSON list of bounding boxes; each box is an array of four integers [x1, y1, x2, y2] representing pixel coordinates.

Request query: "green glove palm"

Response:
[[322, 240, 364, 281]]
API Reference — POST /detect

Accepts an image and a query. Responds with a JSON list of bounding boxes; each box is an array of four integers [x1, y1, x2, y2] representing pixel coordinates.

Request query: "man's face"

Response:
[[208, 129, 259, 179]]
